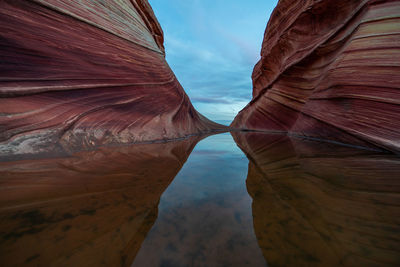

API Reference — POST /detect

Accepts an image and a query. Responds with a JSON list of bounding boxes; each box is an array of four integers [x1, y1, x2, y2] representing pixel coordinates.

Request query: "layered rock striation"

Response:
[[0, 0, 224, 157], [232, 0, 400, 153]]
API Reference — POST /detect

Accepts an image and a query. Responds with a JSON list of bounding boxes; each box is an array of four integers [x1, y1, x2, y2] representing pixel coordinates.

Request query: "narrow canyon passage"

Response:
[[0, 132, 399, 266], [1, 1, 399, 266]]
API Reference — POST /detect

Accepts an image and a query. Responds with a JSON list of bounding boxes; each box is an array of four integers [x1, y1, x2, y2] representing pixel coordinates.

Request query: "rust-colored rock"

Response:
[[232, 131, 400, 266], [232, 0, 400, 153], [0, 135, 202, 266], [0, 0, 224, 157]]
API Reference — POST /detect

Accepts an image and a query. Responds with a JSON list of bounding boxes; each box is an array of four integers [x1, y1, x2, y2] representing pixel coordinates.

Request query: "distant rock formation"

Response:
[[232, 0, 400, 153], [0, 0, 224, 157], [232, 131, 400, 266]]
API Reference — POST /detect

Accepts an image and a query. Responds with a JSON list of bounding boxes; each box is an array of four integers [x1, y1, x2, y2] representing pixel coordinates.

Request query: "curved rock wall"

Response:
[[0, 0, 223, 157], [232, 0, 400, 153]]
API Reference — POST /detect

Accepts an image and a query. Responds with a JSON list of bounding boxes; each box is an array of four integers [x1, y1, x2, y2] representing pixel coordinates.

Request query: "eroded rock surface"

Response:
[[232, 0, 400, 153], [0, 0, 224, 157]]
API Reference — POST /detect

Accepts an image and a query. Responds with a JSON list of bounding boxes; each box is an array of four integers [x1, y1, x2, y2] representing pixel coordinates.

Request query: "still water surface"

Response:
[[132, 133, 266, 266], [0, 132, 399, 266]]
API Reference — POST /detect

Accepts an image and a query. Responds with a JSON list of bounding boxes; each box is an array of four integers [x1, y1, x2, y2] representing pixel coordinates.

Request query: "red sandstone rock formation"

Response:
[[232, 0, 400, 153], [0, 0, 224, 157]]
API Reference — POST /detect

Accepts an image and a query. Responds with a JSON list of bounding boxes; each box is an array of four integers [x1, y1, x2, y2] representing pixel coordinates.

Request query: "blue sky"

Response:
[[148, 0, 278, 123]]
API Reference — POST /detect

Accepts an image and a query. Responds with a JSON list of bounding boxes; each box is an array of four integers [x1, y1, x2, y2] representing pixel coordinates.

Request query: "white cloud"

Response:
[[148, 0, 278, 121], [193, 99, 249, 121]]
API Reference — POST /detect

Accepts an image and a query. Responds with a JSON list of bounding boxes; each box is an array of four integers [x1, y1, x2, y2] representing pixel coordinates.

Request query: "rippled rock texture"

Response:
[[0, 135, 201, 266], [233, 132, 400, 266], [0, 0, 223, 157], [232, 0, 400, 153]]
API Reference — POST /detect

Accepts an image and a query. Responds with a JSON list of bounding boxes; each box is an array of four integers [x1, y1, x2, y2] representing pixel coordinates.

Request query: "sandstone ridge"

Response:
[[0, 0, 224, 158], [232, 0, 400, 153]]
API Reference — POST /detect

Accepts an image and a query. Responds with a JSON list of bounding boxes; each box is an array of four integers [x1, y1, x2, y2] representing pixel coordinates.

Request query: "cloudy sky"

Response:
[[148, 0, 278, 124]]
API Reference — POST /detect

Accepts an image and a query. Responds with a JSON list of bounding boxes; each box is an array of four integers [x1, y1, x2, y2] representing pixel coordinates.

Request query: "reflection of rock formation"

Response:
[[232, 132, 400, 266], [0, 136, 201, 266], [232, 0, 400, 153], [0, 0, 224, 157]]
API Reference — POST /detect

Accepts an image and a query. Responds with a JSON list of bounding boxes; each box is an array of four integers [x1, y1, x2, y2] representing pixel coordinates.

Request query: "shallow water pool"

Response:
[[0, 132, 399, 266]]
